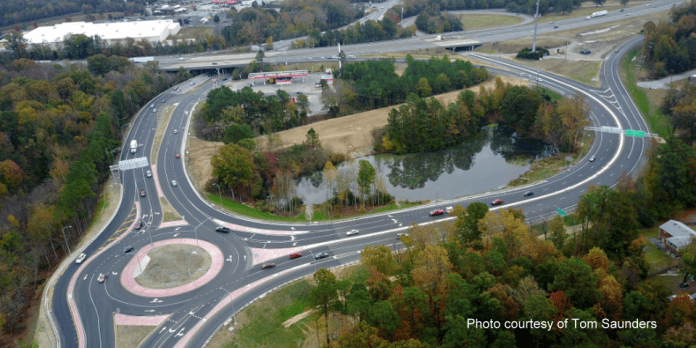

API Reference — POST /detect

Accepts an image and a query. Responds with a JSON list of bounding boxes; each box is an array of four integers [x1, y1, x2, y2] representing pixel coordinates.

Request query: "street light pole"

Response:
[[213, 183, 222, 207], [62, 226, 72, 255], [220, 287, 238, 325], [565, 42, 568, 61]]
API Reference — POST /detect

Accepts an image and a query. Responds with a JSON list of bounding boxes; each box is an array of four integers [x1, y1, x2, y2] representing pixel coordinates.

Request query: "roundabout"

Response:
[[121, 239, 224, 298]]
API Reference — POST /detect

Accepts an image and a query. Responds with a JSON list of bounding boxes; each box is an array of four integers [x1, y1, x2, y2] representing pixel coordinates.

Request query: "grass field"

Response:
[[169, 27, 213, 40], [116, 325, 153, 348], [509, 58, 602, 87], [536, 1, 646, 24], [459, 14, 523, 30], [479, 37, 569, 54], [619, 47, 672, 137]]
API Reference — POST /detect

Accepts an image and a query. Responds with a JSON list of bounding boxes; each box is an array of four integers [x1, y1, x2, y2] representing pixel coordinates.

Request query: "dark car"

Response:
[[140, 189, 145, 197], [523, 191, 534, 197], [215, 226, 231, 233], [314, 252, 329, 260], [123, 245, 134, 254], [261, 263, 276, 269], [553, 25, 559, 29], [161, 99, 166, 103], [135, 220, 143, 230], [289, 252, 302, 259], [491, 199, 503, 206], [580, 50, 591, 55]]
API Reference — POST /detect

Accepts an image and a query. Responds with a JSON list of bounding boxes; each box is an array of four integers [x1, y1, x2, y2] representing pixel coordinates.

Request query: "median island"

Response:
[[133, 244, 211, 289]]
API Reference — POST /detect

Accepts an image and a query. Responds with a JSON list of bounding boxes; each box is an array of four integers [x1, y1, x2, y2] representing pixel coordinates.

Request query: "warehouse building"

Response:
[[23, 20, 181, 49]]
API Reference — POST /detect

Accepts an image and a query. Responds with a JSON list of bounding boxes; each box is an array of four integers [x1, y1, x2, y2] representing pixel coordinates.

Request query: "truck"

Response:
[[586, 10, 607, 19], [130, 140, 138, 154]]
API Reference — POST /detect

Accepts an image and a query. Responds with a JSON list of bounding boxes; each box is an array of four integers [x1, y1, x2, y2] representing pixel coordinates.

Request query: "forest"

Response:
[[0, 0, 146, 28], [642, 1, 696, 78], [414, 8, 462, 34], [281, 134, 696, 348], [294, 16, 415, 49], [0, 55, 187, 340]]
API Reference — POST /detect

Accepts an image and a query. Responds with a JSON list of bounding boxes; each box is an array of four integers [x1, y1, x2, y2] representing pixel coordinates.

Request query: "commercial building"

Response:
[[23, 20, 181, 49]]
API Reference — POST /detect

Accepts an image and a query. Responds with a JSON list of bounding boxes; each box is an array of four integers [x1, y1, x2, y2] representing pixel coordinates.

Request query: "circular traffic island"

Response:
[[121, 238, 224, 297], [134, 244, 212, 289]]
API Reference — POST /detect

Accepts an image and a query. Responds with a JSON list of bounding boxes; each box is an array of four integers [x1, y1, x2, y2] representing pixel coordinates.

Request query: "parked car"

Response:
[[123, 245, 134, 254], [135, 220, 143, 230], [261, 263, 276, 269], [140, 189, 145, 197], [289, 252, 302, 259], [75, 253, 87, 264], [523, 191, 534, 197], [146, 170, 152, 178], [174, 129, 178, 134], [491, 199, 503, 206], [346, 229, 359, 236], [171, 180, 178, 187], [314, 252, 329, 260], [98, 273, 107, 283], [215, 226, 231, 233], [430, 209, 445, 216], [580, 50, 591, 55], [161, 99, 166, 103]]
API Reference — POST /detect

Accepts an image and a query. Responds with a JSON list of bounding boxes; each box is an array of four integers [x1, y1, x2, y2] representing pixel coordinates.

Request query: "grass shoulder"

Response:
[[458, 14, 523, 30]]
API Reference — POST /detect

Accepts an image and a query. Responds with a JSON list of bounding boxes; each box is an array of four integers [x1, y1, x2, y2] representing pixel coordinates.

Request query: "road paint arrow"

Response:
[[83, 275, 87, 280], [175, 328, 185, 337], [145, 309, 155, 312], [159, 327, 167, 334], [243, 255, 246, 261], [169, 327, 176, 333]]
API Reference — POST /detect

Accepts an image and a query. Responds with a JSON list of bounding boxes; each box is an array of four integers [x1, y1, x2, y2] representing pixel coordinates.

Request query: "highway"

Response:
[[48, 3, 668, 347]]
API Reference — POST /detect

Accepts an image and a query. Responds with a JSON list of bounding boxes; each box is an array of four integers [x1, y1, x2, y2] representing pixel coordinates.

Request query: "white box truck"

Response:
[[130, 140, 138, 154]]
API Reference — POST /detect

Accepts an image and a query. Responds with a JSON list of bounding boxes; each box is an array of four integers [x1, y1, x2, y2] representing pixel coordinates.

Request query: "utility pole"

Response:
[[565, 42, 568, 61], [532, 0, 540, 53], [62, 226, 72, 255]]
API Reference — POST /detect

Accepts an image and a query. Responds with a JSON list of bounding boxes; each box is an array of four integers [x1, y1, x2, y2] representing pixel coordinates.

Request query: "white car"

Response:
[[146, 170, 152, 178], [173, 129, 178, 134], [171, 180, 178, 187], [75, 253, 87, 264], [346, 229, 359, 236]]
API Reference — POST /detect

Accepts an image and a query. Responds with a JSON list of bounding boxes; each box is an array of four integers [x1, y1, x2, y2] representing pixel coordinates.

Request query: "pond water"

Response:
[[294, 126, 555, 205]]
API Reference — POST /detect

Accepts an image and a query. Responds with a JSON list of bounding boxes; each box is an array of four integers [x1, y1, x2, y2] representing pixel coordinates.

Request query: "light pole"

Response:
[[220, 286, 238, 325], [213, 183, 222, 207], [193, 216, 212, 247], [62, 226, 72, 255], [565, 42, 568, 61]]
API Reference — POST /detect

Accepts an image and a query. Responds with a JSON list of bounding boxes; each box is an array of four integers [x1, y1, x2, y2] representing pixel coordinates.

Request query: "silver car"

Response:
[[346, 229, 359, 236], [75, 253, 87, 264], [171, 180, 178, 187], [146, 170, 152, 178]]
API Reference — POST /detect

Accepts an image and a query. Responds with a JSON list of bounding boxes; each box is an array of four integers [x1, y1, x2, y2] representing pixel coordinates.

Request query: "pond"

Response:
[[294, 126, 555, 205]]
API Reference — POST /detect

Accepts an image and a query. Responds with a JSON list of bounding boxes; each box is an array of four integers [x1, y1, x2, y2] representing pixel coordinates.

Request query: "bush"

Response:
[[516, 47, 550, 60]]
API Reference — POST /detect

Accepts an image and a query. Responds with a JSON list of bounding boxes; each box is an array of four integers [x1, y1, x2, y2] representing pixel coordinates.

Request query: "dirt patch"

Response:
[[34, 182, 123, 347], [256, 76, 531, 156], [159, 196, 182, 222], [186, 136, 222, 192], [135, 244, 211, 289], [283, 310, 313, 328], [459, 14, 524, 30], [115, 325, 154, 348]]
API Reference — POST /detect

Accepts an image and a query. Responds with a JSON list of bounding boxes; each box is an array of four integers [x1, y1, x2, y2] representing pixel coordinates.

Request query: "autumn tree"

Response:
[[311, 268, 338, 345], [357, 160, 376, 207], [478, 208, 531, 259], [453, 202, 488, 247], [305, 128, 320, 149], [361, 245, 396, 275], [211, 143, 255, 199]]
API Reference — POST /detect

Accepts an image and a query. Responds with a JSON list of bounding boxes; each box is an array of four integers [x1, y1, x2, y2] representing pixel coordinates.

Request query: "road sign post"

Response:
[[556, 208, 566, 217]]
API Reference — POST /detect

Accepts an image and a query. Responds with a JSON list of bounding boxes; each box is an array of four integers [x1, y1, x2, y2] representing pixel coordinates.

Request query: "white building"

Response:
[[23, 20, 181, 49]]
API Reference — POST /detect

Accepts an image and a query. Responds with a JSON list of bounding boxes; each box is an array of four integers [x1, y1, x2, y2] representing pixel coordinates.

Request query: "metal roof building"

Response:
[[24, 20, 181, 48]]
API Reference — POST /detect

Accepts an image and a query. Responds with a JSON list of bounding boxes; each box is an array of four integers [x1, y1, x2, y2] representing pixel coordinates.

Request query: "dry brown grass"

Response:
[[150, 105, 176, 165], [505, 57, 602, 87], [256, 76, 531, 156], [115, 325, 154, 348], [160, 198, 182, 222]]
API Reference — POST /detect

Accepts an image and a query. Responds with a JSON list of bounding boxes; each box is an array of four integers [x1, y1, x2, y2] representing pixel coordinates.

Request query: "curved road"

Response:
[[49, 6, 664, 348]]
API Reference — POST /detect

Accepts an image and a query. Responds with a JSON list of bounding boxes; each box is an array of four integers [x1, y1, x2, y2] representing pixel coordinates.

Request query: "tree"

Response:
[[305, 128, 320, 149], [310, 274, 338, 345], [454, 202, 488, 246], [415, 77, 431, 97], [211, 143, 255, 197], [213, 14, 220, 23], [478, 208, 531, 259], [367, 301, 401, 337], [501, 86, 543, 135], [357, 160, 376, 207], [593, 0, 607, 6], [557, 0, 574, 14], [8, 30, 28, 58], [360, 245, 395, 275], [549, 258, 602, 309]]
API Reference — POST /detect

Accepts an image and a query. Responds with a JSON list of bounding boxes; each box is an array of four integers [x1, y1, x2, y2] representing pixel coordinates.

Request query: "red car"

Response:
[[140, 189, 145, 197], [430, 209, 445, 216], [176, 154, 180, 159], [289, 252, 302, 259], [491, 199, 503, 206]]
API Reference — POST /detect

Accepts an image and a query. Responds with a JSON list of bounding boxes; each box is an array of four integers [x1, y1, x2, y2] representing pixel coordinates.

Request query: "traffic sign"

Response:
[[556, 208, 566, 217], [625, 129, 645, 137]]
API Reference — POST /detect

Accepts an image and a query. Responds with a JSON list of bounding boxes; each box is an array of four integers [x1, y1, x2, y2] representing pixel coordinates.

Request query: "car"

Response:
[[171, 180, 178, 187], [75, 253, 87, 264], [620, 8, 624, 11], [589, 155, 595, 162], [212, 62, 218, 65], [446, 206, 454, 213], [176, 154, 180, 159], [140, 189, 145, 197], [161, 99, 166, 103], [222, 77, 228, 81], [289, 252, 302, 259], [153, 108, 157, 113], [261, 263, 276, 269], [146, 170, 152, 178], [190, 82, 195, 86], [347, 55, 355, 58], [346, 229, 359, 236], [178, 57, 185, 61], [297, 91, 303, 95], [430, 209, 445, 216], [549, 21, 554, 24], [98, 273, 107, 283], [151, 104, 155, 108], [554, 25, 559, 29], [135, 220, 143, 230], [215, 226, 231, 233], [174, 129, 178, 134], [396, 232, 409, 238], [491, 199, 503, 206], [314, 252, 329, 260], [123, 245, 134, 254], [580, 50, 591, 55], [523, 191, 534, 197]]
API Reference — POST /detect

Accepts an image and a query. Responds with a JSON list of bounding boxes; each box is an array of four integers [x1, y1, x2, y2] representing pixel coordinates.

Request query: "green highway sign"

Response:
[[556, 208, 566, 217], [625, 129, 645, 138]]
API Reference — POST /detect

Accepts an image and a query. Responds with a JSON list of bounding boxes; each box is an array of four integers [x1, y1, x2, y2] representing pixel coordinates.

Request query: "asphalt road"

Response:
[[50, 4, 666, 348]]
